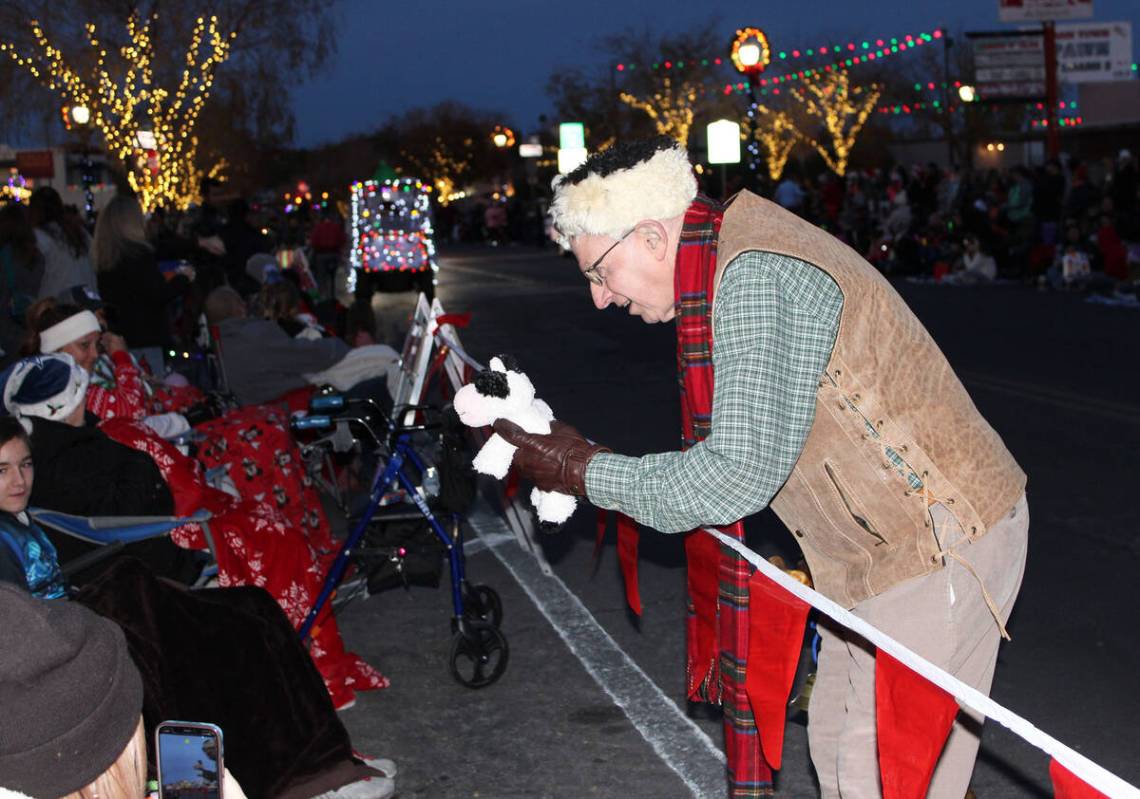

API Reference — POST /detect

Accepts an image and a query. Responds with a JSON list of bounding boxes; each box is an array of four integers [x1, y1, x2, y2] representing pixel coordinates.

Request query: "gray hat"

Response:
[[0, 584, 143, 798]]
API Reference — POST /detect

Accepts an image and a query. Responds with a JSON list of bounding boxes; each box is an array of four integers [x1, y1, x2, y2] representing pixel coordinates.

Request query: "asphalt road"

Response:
[[335, 244, 1140, 799]]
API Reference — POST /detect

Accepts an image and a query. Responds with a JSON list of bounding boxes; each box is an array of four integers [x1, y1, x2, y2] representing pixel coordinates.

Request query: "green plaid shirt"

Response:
[[586, 250, 844, 533]]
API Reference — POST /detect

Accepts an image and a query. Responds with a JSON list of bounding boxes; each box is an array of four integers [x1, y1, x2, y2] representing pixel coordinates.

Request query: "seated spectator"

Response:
[[0, 355, 389, 708], [943, 235, 997, 286], [93, 195, 196, 376], [207, 286, 348, 404], [206, 286, 398, 406], [23, 297, 347, 555], [0, 565, 396, 798], [0, 581, 163, 799], [0, 353, 199, 585], [263, 278, 327, 340]]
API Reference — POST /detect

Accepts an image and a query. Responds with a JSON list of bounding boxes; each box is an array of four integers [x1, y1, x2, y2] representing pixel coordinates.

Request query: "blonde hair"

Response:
[[62, 717, 147, 799], [92, 196, 151, 273]]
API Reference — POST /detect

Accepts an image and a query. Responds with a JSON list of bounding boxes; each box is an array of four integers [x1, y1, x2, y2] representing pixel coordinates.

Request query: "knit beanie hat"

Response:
[[0, 354, 90, 431], [0, 583, 143, 797]]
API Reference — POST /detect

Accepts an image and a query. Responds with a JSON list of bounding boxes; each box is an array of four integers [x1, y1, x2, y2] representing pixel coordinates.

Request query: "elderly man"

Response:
[[496, 137, 1028, 799]]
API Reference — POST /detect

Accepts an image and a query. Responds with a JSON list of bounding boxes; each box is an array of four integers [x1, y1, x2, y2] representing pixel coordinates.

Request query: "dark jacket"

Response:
[[27, 416, 194, 583], [218, 316, 349, 405], [97, 242, 189, 349]]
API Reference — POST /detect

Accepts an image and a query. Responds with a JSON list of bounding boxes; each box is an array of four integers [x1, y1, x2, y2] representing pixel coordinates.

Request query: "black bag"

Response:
[[363, 519, 445, 594], [436, 407, 476, 515]]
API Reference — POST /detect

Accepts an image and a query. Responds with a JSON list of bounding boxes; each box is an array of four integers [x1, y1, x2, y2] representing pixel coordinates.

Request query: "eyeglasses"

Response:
[[581, 231, 631, 287]]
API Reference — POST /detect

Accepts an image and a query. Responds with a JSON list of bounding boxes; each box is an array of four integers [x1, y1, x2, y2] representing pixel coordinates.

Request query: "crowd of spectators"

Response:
[[0, 182, 403, 799], [748, 149, 1140, 293]]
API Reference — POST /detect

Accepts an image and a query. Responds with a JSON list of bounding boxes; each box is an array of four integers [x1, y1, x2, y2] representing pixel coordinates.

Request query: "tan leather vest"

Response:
[[713, 191, 1026, 608]]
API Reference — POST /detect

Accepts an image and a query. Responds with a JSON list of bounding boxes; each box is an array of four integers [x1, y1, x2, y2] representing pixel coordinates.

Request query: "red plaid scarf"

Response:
[[675, 195, 774, 796]]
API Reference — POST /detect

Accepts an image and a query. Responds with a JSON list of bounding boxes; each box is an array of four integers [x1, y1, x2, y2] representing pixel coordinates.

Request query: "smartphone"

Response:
[[155, 721, 224, 799]]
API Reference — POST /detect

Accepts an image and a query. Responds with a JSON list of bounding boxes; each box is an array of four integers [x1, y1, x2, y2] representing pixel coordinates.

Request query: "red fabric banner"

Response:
[[1050, 759, 1111, 799], [616, 513, 641, 616], [433, 312, 472, 330], [876, 650, 959, 799], [745, 569, 811, 770], [684, 530, 722, 701], [593, 508, 608, 564]]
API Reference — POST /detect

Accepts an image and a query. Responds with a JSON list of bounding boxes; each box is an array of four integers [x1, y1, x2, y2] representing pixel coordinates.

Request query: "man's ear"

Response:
[[635, 220, 669, 262]]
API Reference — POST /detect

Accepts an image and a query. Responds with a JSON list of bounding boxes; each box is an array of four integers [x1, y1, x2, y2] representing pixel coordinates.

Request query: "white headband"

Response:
[[39, 310, 101, 354], [549, 143, 698, 248]]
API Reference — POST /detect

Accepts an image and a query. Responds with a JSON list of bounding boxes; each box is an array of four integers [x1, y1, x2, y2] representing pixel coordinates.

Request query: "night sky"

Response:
[[290, 0, 1140, 148]]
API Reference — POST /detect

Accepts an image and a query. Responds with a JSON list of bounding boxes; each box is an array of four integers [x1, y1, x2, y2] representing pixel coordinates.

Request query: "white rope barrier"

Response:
[[430, 328, 485, 372], [431, 315, 1139, 797], [706, 528, 1140, 799]]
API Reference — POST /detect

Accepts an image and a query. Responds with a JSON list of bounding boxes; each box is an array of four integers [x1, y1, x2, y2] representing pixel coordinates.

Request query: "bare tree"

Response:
[[0, 0, 336, 196]]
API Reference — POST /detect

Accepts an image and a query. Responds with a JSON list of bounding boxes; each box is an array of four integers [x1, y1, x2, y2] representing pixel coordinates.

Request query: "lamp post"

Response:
[[941, 30, 958, 169], [957, 85, 977, 169], [69, 104, 96, 226], [730, 27, 771, 177], [491, 125, 516, 150]]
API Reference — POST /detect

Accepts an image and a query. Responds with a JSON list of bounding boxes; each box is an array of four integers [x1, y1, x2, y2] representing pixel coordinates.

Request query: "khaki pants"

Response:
[[808, 495, 1029, 798]]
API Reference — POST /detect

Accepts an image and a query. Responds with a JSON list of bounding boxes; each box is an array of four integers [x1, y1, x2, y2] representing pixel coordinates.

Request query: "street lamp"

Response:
[[68, 104, 96, 226], [731, 27, 771, 176], [957, 84, 977, 103], [731, 27, 770, 76], [491, 125, 516, 149], [69, 104, 91, 127]]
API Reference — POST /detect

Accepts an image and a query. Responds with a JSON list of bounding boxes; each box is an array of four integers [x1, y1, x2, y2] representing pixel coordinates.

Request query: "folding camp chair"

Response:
[[29, 508, 217, 586]]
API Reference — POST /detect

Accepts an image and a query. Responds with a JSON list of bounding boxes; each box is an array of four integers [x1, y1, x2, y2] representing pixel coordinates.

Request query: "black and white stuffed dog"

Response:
[[452, 355, 576, 526]]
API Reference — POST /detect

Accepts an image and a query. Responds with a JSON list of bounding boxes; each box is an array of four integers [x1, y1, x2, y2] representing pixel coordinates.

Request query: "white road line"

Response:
[[462, 531, 515, 555], [468, 506, 727, 799]]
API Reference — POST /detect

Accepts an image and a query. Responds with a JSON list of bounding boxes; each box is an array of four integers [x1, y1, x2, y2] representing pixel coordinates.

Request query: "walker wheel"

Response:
[[463, 583, 503, 628], [449, 621, 509, 688]]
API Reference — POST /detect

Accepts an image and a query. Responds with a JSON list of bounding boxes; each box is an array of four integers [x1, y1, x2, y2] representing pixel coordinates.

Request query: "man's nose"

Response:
[[590, 281, 613, 310]]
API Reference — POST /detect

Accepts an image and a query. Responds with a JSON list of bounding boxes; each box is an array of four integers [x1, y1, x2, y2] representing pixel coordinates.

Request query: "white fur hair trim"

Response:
[[549, 143, 697, 248], [39, 310, 100, 353]]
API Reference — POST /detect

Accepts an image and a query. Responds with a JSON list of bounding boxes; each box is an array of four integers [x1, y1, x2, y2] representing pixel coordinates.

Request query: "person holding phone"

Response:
[[0, 583, 249, 799]]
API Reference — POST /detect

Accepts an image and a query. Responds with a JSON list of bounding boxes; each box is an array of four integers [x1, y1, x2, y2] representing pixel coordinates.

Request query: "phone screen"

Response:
[[157, 725, 222, 799]]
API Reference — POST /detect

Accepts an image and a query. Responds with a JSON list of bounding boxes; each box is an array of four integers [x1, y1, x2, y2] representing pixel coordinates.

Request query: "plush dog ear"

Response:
[[474, 369, 510, 399], [489, 357, 506, 373], [495, 353, 522, 373]]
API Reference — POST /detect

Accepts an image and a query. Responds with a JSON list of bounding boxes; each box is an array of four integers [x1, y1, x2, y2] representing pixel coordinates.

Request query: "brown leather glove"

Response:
[[493, 419, 611, 496]]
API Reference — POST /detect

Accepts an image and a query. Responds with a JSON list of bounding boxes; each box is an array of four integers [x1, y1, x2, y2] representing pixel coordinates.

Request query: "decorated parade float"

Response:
[[347, 177, 439, 299]]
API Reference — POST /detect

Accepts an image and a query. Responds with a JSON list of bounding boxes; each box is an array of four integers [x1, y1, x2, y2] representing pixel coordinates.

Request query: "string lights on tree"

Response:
[[1, 12, 235, 211], [618, 76, 702, 146], [751, 106, 801, 181], [402, 136, 473, 206], [788, 72, 880, 176]]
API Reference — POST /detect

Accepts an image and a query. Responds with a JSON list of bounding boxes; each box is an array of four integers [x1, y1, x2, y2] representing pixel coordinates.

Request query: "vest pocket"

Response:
[[823, 461, 890, 547]]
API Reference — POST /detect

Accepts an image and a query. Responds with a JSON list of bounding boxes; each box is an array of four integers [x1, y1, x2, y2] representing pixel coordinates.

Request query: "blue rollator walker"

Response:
[[292, 393, 508, 689]]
